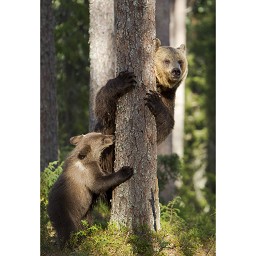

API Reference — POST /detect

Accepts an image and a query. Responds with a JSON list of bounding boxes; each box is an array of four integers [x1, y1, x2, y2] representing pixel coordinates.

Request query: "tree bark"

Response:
[[40, 0, 58, 172], [111, 0, 160, 232], [156, 0, 171, 46], [89, 0, 115, 131]]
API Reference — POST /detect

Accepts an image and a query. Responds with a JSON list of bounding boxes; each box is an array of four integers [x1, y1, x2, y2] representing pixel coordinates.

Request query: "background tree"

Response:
[[110, 0, 160, 231], [41, 0, 58, 172], [89, 0, 115, 131], [155, 0, 170, 48], [170, 0, 187, 157]]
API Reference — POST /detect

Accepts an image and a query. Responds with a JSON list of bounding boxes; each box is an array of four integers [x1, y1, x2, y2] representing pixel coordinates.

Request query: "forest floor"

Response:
[[41, 202, 216, 256]]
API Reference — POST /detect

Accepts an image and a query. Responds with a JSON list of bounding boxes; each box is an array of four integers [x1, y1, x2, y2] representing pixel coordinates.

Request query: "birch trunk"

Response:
[[110, 0, 160, 231], [170, 0, 186, 157], [89, 0, 115, 131]]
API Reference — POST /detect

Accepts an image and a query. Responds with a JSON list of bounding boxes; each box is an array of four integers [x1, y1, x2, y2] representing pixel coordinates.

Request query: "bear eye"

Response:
[[78, 145, 91, 159], [178, 60, 183, 67], [164, 59, 170, 65], [78, 153, 86, 160]]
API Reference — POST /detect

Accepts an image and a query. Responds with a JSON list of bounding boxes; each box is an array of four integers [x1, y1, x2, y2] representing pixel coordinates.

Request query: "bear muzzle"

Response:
[[104, 135, 115, 145], [171, 68, 181, 79]]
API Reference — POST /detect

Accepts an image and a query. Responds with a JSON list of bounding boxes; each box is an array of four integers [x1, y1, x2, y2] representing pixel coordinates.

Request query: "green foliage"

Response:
[[160, 196, 215, 256], [182, 0, 216, 213], [64, 221, 180, 256], [90, 199, 111, 227], [40, 161, 63, 251], [53, 0, 90, 161], [40, 161, 63, 199], [72, 223, 133, 256], [157, 153, 182, 194]]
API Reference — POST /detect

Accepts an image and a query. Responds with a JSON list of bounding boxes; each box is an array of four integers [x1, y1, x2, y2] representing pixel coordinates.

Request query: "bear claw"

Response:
[[144, 90, 162, 115], [118, 70, 137, 89], [120, 166, 134, 179]]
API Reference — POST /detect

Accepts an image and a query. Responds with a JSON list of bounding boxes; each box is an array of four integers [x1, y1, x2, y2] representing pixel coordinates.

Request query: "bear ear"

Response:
[[78, 145, 91, 160], [177, 44, 186, 53], [70, 135, 83, 146], [154, 38, 161, 52]]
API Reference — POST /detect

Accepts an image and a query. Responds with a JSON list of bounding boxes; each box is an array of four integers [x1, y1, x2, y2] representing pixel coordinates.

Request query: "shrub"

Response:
[[40, 161, 63, 251]]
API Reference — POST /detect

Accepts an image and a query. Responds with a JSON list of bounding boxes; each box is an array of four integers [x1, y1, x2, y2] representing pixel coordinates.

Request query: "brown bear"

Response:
[[94, 71, 137, 175], [47, 132, 133, 248], [145, 38, 188, 143], [94, 39, 188, 178]]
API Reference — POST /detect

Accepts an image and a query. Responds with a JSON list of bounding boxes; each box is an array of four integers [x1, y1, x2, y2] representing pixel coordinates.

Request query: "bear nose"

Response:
[[171, 68, 181, 77]]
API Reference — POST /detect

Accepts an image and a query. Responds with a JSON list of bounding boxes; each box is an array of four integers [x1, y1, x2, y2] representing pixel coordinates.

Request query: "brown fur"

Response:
[[47, 132, 133, 248], [94, 71, 136, 175], [145, 38, 188, 143]]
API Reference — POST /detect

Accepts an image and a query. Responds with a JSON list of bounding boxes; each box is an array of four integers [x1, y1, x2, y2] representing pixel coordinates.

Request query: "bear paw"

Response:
[[117, 71, 137, 93], [119, 166, 134, 180], [144, 90, 162, 116]]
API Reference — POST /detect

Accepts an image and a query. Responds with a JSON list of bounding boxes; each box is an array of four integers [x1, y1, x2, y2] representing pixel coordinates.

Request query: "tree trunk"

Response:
[[89, 0, 115, 131], [156, 0, 172, 156], [40, 0, 58, 172], [111, 0, 160, 232], [156, 0, 171, 46], [170, 0, 186, 157]]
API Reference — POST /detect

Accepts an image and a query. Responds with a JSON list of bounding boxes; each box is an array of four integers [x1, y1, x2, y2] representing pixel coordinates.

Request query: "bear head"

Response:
[[154, 38, 188, 90], [69, 132, 115, 163]]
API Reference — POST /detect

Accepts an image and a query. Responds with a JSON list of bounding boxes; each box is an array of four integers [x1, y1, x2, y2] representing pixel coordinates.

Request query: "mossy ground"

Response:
[[41, 200, 215, 256], [41, 162, 215, 256]]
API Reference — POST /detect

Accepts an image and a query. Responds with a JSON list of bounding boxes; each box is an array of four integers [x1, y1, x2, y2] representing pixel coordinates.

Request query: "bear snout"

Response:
[[171, 68, 181, 78], [103, 135, 115, 145]]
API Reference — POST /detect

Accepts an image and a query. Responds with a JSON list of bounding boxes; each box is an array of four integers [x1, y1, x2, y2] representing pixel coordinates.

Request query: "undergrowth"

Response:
[[40, 162, 215, 256]]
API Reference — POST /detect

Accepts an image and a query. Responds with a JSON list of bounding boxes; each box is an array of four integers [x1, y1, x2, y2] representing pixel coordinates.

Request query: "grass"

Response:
[[41, 200, 215, 256]]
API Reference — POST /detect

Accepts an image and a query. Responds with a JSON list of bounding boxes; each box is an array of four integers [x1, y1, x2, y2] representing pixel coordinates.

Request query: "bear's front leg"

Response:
[[94, 71, 136, 131], [96, 71, 136, 103], [144, 90, 174, 144], [90, 166, 134, 194], [115, 71, 137, 97]]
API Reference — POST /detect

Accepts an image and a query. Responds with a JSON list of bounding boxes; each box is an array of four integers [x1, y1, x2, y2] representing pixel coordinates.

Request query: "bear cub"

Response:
[[47, 132, 133, 248]]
